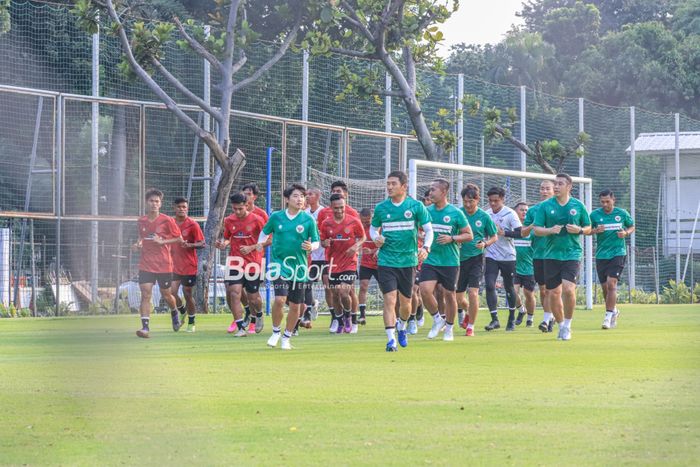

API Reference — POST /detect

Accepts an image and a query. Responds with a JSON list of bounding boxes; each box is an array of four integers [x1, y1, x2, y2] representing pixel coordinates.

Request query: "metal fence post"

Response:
[[55, 94, 63, 317], [384, 73, 392, 178], [519, 86, 526, 200], [90, 27, 100, 302], [674, 113, 681, 283], [301, 50, 309, 184], [203, 25, 211, 215], [585, 183, 593, 309], [578, 98, 585, 196], [457, 74, 464, 197], [629, 106, 636, 289]]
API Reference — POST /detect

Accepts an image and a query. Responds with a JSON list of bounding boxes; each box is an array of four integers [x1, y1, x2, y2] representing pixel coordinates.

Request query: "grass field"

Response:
[[1, 305, 699, 465]]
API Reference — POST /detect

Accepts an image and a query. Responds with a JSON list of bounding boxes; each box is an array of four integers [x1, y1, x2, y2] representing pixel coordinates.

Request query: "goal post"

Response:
[[408, 159, 595, 310]]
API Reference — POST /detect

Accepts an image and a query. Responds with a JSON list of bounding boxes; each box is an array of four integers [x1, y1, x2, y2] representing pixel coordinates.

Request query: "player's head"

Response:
[[554, 173, 573, 198], [487, 186, 505, 211], [423, 189, 433, 206], [306, 187, 321, 207], [430, 178, 449, 204], [230, 192, 248, 218], [145, 188, 163, 213], [461, 183, 480, 213], [330, 181, 349, 198], [599, 189, 615, 212], [242, 183, 259, 207], [539, 179, 554, 200], [283, 183, 306, 210], [330, 193, 346, 219], [360, 207, 372, 226], [514, 201, 528, 221], [173, 197, 189, 217], [386, 170, 408, 198]]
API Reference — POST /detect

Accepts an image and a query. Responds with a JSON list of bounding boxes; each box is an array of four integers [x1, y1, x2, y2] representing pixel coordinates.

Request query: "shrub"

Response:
[[661, 280, 691, 304]]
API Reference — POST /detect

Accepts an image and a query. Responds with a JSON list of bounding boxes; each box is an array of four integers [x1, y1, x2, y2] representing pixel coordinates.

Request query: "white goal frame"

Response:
[[408, 159, 594, 310]]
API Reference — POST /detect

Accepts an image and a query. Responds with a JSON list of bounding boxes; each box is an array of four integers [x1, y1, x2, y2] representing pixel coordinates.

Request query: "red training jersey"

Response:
[[319, 215, 365, 274], [138, 213, 181, 273], [251, 206, 269, 223], [171, 217, 204, 276], [360, 223, 378, 269], [223, 212, 266, 266]]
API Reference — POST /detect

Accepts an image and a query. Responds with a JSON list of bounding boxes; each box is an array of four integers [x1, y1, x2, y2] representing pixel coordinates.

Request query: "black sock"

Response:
[[141, 317, 149, 330], [294, 319, 301, 332], [351, 313, 357, 324], [408, 315, 415, 322], [256, 311, 263, 318], [359, 304, 366, 318], [329, 307, 335, 322], [244, 306, 251, 321], [250, 314, 257, 324], [416, 305, 424, 321], [343, 310, 350, 319], [508, 309, 515, 322], [188, 314, 195, 325], [177, 305, 186, 314], [236, 319, 245, 330], [490, 311, 499, 322]]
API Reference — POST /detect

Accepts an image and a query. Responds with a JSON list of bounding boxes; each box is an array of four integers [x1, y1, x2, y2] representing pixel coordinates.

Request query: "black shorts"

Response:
[[596, 256, 626, 284], [359, 265, 378, 282], [484, 258, 516, 281], [329, 271, 357, 287], [457, 255, 483, 292], [514, 273, 536, 292], [533, 259, 546, 286], [173, 274, 196, 287], [309, 260, 328, 282], [377, 266, 415, 298], [225, 277, 262, 294], [139, 270, 172, 289], [418, 263, 459, 291], [543, 259, 580, 289], [272, 278, 309, 304]]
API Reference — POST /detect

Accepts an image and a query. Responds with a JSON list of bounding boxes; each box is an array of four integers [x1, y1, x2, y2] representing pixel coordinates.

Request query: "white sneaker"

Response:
[[350, 324, 358, 334], [310, 301, 319, 321], [234, 328, 248, 337], [602, 316, 611, 330], [560, 326, 572, 341], [407, 319, 418, 335], [329, 319, 339, 333], [443, 327, 454, 341], [611, 309, 620, 328], [427, 315, 445, 339], [281, 337, 292, 350], [417, 316, 425, 327], [267, 332, 281, 348], [556, 325, 564, 340]]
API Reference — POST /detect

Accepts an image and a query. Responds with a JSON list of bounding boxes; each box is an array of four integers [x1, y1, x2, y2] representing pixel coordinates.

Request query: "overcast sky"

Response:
[[438, 0, 525, 55]]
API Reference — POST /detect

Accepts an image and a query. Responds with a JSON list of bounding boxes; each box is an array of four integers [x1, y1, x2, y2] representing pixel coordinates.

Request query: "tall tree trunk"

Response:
[[402, 95, 440, 162], [195, 149, 246, 312]]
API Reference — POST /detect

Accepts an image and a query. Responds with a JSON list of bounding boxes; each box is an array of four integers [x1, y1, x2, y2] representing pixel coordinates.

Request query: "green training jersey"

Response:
[[263, 209, 320, 282], [371, 196, 431, 268], [514, 232, 534, 276], [424, 203, 469, 267], [590, 207, 634, 260], [533, 196, 591, 261], [459, 207, 497, 261], [523, 201, 549, 260]]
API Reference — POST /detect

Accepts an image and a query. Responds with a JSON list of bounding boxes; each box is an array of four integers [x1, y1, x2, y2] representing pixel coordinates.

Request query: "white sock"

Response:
[[564, 318, 572, 328], [467, 323, 474, 330], [397, 318, 406, 331], [605, 311, 613, 320], [519, 305, 525, 313], [445, 323, 453, 332], [385, 328, 395, 341], [557, 320, 564, 330], [543, 312, 553, 322]]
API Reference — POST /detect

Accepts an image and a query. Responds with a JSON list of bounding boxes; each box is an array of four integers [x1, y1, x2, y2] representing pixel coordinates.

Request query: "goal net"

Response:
[[408, 159, 595, 309]]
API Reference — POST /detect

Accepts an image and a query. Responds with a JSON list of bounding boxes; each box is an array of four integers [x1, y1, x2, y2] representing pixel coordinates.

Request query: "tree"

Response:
[[303, 0, 458, 161], [73, 0, 312, 310]]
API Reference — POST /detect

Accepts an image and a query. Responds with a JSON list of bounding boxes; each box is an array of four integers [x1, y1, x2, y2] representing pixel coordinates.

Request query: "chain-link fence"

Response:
[[1, 1, 699, 315]]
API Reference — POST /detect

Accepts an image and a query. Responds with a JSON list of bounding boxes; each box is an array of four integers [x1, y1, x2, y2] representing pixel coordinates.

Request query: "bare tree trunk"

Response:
[[195, 149, 246, 312]]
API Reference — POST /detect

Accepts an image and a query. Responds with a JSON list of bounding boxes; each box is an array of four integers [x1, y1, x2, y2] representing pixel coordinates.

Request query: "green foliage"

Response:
[[661, 280, 691, 304], [694, 283, 700, 303], [0, 0, 11, 35], [70, 0, 100, 35]]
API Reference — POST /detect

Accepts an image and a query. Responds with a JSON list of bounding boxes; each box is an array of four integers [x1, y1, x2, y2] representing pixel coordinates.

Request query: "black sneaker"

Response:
[[506, 321, 515, 332], [526, 320, 533, 328], [358, 316, 366, 325], [515, 311, 526, 326], [538, 320, 549, 333], [484, 320, 501, 331], [547, 319, 555, 333], [171, 310, 182, 332]]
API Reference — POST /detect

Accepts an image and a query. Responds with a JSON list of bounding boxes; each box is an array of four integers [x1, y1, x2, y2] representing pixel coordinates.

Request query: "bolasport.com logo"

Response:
[[225, 256, 338, 283]]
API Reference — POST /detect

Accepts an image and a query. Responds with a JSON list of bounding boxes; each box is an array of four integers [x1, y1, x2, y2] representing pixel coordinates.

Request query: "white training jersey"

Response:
[[485, 205, 521, 261], [306, 205, 326, 261]]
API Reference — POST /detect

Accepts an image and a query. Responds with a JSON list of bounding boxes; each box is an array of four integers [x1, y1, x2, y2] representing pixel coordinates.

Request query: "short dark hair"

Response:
[[423, 189, 432, 201], [514, 201, 528, 210], [283, 183, 306, 199], [330, 193, 344, 203], [387, 170, 408, 186], [230, 192, 248, 205], [461, 183, 480, 200], [173, 197, 188, 205], [330, 180, 349, 193], [556, 173, 573, 185], [433, 178, 450, 192], [487, 187, 505, 198], [145, 188, 163, 200], [360, 207, 372, 217], [599, 189, 615, 198], [241, 183, 260, 196]]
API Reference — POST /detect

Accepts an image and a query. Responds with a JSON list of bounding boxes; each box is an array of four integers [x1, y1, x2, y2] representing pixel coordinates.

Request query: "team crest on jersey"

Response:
[[443, 216, 451, 223], [404, 210, 413, 219], [295, 225, 304, 233], [475, 220, 482, 227], [386, 214, 391, 219], [569, 209, 577, 215], [550, 210, 555, 214], [246, 225, 253, 231], [615, 215, 621, 222], [344, 228, 351, 234]]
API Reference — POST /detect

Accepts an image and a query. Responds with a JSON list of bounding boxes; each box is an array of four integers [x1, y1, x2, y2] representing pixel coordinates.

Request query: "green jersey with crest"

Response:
[[533, 197, 591, 261], [590, 207, 634, 259], [371, 196, 431, 268], [263, 209, 320, 281], [424, 203, 469, 267], [458, 207, 497, 261]]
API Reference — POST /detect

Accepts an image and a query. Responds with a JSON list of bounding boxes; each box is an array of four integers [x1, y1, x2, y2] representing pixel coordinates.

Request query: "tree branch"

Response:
[[223, 0, 242, 71], [340, 0, 375, 42], [173, 17, 223, 73], [231, 51, 248, 75], [403, 46, 416, 94], [104, 0, 227, 167], [151, 58, 223, 124], [329, 47, 376, 59], [231, 18, 302, 93]]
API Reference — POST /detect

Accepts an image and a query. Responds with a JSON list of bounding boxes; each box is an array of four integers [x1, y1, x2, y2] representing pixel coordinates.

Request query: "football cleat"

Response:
[[136, 328, 150, 338], [385, 339, 398, 352], [267, 332, 281, 348], [397, 329, 408, 348], [484, 320, 501, 331]]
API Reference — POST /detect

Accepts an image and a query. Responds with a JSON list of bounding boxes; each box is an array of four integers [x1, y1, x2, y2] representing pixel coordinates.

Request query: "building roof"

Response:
[[627, 132, 700, 154]]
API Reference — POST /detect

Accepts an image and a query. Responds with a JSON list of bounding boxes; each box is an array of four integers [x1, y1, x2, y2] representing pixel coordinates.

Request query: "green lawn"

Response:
[[1, 305, 698, 466]]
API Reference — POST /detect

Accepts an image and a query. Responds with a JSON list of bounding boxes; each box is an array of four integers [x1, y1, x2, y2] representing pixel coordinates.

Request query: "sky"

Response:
[[438, 0, 525, 54]]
